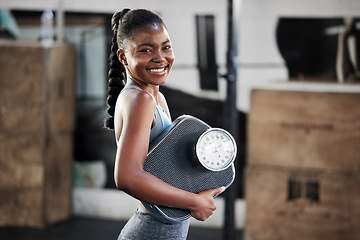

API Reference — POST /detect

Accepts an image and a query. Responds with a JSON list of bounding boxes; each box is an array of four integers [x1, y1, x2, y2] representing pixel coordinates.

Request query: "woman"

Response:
[[105, 9, 225, 239]]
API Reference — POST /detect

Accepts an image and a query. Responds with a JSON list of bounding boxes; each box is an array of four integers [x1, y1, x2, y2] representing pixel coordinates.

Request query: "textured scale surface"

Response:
[[143, 115, 235, 222]]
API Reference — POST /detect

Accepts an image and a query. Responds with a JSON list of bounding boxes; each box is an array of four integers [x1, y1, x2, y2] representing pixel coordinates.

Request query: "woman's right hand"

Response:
[[190, 187, 226, 221]]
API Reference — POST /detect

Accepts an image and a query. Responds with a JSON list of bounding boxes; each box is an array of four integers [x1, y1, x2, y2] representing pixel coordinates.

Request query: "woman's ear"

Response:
[[117, 49, 128, 65]]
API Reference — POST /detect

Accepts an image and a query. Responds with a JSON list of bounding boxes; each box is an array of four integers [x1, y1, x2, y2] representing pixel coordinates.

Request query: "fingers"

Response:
[[191, 207, 215, 221], [211, 186, 226, 197], [191, 187, 227, 221]]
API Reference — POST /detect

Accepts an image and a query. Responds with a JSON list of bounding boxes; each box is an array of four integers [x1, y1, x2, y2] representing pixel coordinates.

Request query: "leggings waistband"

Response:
[[137, 203, 149, 213]]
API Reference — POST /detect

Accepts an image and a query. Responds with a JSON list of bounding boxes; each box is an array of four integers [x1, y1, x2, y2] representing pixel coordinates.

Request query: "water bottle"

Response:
[[40, 9, 54, 48]]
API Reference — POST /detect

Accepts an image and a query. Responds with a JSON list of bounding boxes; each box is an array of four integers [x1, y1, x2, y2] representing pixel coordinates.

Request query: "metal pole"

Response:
[[56, 0, 65, 43], [223, 0, 239, 239]]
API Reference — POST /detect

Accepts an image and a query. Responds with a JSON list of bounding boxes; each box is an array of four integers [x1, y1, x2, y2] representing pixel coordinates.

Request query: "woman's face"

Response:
[[119, 23, 175, 86]]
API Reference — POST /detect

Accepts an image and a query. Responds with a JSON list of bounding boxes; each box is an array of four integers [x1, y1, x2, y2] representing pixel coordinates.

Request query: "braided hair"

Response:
[[104, 9, 165, 130]]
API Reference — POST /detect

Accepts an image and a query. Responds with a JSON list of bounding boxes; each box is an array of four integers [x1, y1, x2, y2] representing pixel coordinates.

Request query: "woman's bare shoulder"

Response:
[[114, 89, 156, 139]]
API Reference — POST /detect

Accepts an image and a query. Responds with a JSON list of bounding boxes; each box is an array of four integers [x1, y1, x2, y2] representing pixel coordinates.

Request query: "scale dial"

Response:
[[196, 128, 237, 171]]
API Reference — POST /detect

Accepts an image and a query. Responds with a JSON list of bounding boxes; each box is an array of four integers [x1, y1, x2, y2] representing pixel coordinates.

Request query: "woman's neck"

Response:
[[127, 79, 159, 103]]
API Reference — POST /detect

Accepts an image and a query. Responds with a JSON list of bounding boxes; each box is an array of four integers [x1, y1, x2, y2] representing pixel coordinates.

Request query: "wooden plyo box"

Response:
[[0, 133, 73, 227], [244, 165, 360, 240], [247, 83, 360, 172], [0, 42, 75, 228], [246, 82, 360, 240], [0, 41, 75, 135]]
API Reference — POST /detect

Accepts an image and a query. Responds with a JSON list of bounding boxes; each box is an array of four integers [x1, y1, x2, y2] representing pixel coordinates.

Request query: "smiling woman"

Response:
[[117, 22, 174, 87], [104, 9, 224, 240]]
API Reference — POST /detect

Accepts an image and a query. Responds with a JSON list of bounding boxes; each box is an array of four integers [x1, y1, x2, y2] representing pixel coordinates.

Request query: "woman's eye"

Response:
[[140, 49, 151, 53], [163, 45, 172, 51]]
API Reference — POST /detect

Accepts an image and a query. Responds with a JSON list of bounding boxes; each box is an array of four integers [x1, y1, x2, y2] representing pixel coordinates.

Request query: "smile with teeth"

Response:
[[149, 67, 166, 73]]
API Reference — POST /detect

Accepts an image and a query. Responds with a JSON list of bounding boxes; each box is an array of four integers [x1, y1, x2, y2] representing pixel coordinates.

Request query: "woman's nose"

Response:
[[152, 51, 165, 62]]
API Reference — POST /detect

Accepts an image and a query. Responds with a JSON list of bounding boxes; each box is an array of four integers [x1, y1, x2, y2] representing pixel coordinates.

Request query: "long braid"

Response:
[[104, 8, 165, 130], [104, 9, 129, 129]]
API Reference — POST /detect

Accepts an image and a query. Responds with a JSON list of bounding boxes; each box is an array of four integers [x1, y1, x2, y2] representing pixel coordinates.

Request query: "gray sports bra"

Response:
[[119, 85, 173, 144]]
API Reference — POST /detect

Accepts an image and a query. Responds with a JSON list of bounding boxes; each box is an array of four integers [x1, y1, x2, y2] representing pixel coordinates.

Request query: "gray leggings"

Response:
[[118, 209, 190, 240]]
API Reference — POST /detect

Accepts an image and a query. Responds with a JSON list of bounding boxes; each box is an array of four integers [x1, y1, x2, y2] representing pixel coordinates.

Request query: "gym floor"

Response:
[[0, 216, 244, 240]]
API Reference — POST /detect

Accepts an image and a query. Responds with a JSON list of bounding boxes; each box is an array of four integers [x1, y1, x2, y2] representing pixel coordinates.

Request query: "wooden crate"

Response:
[[0, 42, 75, 228], [0, 133, 73, 227], [0, 41, 75, 134], [245, 165, 360, 240], [44, 132, 73, 224], [0, 99, 46, 135], [0, 42, 46, 106], [46, 44, 75, 133], [247, 83, 360, 172]]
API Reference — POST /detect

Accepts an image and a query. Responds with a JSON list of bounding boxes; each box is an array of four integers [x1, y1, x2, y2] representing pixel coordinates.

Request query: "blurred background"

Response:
[[0, 0, 359, 239]]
